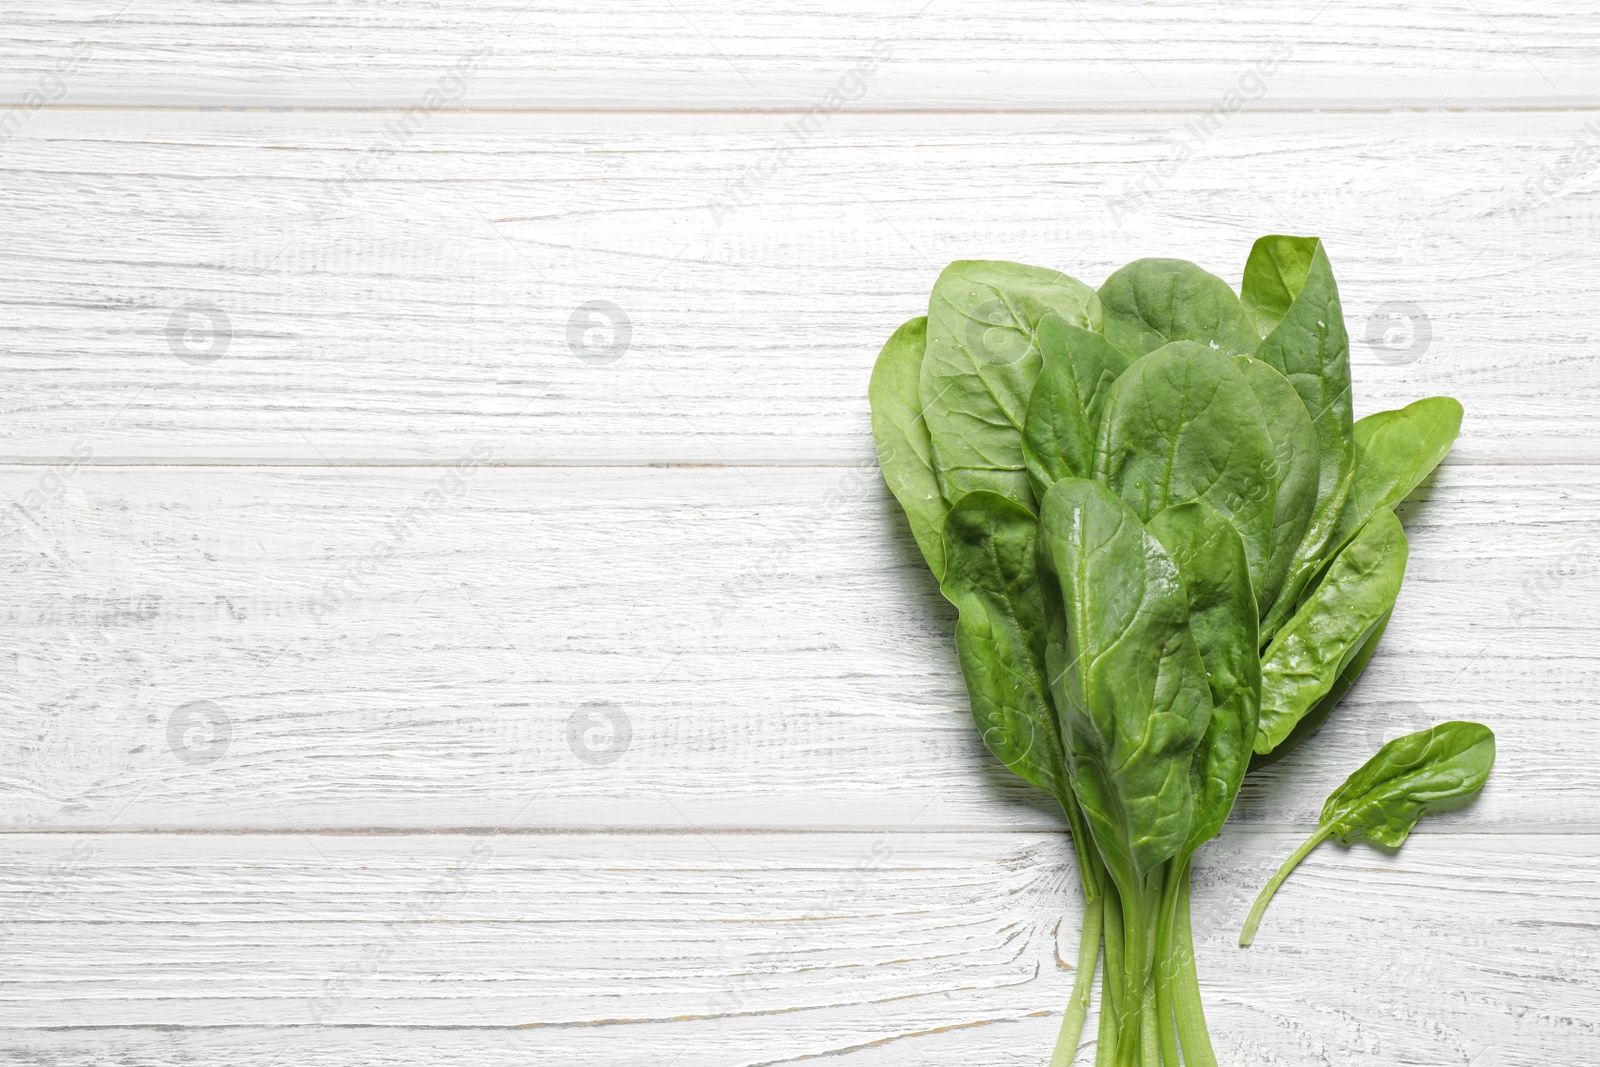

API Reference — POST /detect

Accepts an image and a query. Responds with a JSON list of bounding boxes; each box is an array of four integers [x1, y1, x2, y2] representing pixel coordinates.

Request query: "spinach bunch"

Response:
[[869, 238, 1463, 1065]]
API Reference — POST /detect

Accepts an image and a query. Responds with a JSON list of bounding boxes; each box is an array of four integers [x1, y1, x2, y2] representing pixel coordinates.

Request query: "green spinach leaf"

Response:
[[1233, 355, 1320, 619], [1255, 508, 1409, 755], [1098, 257, 1260, 360], [1329, 396, 1463, 551], [1243, 236, 1357, 641], [1039, 477, 1212, 877], [869, 316, 948, 579], [1148, 502, 1261, 850], [920, 261, 1099, 507], [1094, 341, 1278, 603], [940, 491, 1070, 803], [1021, 315, 1129, 500], [1248, 609, 1390, 770], [1240, 721, 1495, 945]]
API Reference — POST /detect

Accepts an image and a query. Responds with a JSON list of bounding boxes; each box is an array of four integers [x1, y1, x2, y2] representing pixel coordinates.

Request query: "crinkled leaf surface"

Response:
[[1241, 719, 1493, 945], [921, 261, 1099, 508], [1097, 257, 1260, 360], [1094, 341, 1278, 603], [940, 491, 1070, 804], [1322, 721, 1496, 847], [1021, 315, 1129, 500], [1039, 477, 1211, 877], [1330, 395, 1463, 550], [1256, 508, 1410, 754], [1148, 502, 1261, 851], [1243, 236, 1357, 640], [869, 316, 947, 579], [1233, 355, 1320, 619], [1249, 609, 1390, 770]]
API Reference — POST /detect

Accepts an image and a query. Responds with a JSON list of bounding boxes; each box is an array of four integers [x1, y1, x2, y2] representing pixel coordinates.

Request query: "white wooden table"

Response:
[[2, 4, 1597, 1063]]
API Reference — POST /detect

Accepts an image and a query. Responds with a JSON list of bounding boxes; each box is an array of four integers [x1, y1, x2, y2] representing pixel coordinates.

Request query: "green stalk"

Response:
[[1139, 982, 1159, 1067], [1171, 868, 1217, 1067], [1152, 855, 1185, 1067], [1094, 965, 1119, 1067], [1112, 870, 1164, 1067], [1239, 825, 1333, 946], [1141, 874, 1166, 1067], [1115, 878, 1147, 1067], [1050, 891, 1103, 1067], [1101, 878, 1125, 1022], [1050, 793, 1108, 1067]]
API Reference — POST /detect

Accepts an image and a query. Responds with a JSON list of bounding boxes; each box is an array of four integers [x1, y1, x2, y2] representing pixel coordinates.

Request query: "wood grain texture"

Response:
[[0, 831, 1592, 1064], [1, 1, 1596, 108], [5, 4, 1598, 1057], [2, 462, 1591, 832], [2, 109, 1597, 464]]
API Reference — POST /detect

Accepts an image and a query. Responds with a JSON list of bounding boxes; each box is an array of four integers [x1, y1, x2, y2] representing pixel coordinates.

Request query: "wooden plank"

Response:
[[2, 110, 1597, 465], [2, 2, 1597, 108], [0, 830, 1591, 1064], [1, 463, 1591, 832]]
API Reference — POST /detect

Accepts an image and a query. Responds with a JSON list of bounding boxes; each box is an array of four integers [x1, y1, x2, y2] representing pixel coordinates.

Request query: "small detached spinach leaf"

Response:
[[1240, 721, 1495, 945]]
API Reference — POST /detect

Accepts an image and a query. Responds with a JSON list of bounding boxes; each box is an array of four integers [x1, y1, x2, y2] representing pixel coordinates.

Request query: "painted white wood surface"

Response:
[[5, 2, 1600, 1063], [2, 1, 1597, 109], [0, 832, 1592, 1063], [2, 110, 1597, 464], [1, 463, 1592, 832]]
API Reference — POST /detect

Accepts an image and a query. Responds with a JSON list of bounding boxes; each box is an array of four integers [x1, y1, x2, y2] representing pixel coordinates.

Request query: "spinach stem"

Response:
[[1112, 870, 1164, 1067], [1152, 855, 1184, 1067], [1139, 978, 1159, 1067], [1171, 868, 1217, 1067], [1102, 879, 1125, 1022], [1094, 962, 1119, 1067], [1050, 892, 1104, 1067], [1239, 824, 1333, 946]]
